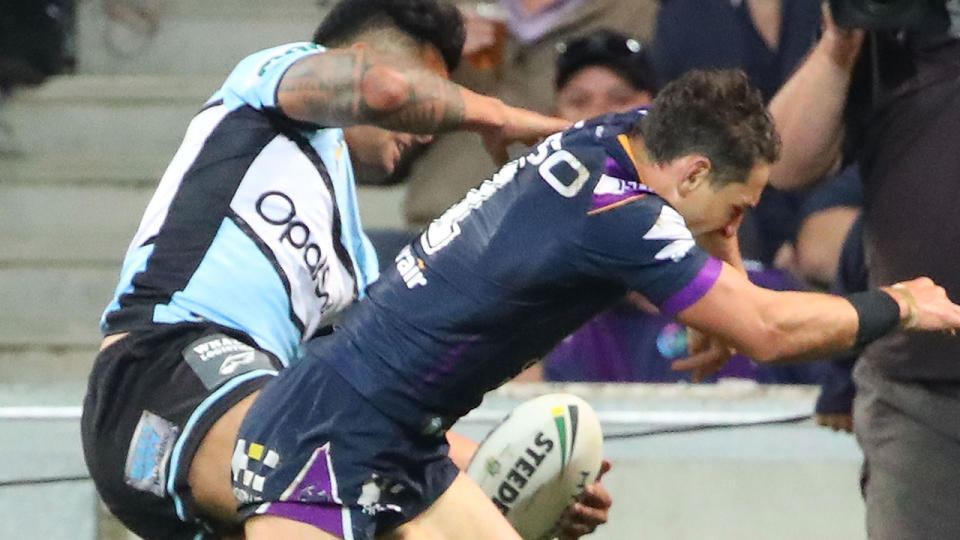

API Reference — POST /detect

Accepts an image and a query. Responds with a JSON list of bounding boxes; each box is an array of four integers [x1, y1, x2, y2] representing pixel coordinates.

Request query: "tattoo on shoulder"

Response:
[[277, 48, 465, 132]]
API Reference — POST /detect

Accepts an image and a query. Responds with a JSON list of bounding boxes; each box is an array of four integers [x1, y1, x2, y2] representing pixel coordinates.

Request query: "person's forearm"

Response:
[[747, 289, 861, 363], [276, 47, 506, 134], [678, 268, 959, 372], [768, 34, 860, 190], [680, 266, 907, 365]]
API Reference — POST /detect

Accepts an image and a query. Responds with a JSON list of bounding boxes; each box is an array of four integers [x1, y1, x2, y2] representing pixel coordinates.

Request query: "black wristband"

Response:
[[845, 289, 901, 348]]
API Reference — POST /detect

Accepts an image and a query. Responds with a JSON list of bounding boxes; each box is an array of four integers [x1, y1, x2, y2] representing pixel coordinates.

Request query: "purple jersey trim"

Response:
[[590, 157, 649, 212], [658, 256, 723, 317], [265, 445, 347, 536], [604, 156, 632, 180], [279, 446, 337, 504], [263, 501, 346, 536]]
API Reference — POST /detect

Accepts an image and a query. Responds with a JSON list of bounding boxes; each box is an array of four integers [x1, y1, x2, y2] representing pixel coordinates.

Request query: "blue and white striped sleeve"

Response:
[[209, 42, 326, 112]]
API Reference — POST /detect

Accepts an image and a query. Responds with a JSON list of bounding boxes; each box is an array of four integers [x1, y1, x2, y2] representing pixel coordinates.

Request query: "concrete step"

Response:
[[3, 75, 215, 155], [0, 267, 114, 347], [0, 156, 405, 265], [0, 182, 151, 265], [76, 0, 323, 75], [0, 149, 168, 187], [0, 347, 96, 406]]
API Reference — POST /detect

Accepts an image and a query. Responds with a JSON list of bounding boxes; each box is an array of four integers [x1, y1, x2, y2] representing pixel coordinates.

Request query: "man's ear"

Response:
[[677, 156, 712, 196]]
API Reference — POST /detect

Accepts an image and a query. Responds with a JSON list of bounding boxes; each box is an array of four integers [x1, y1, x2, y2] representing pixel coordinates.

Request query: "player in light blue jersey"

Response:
[[81, 1, 576, 538]]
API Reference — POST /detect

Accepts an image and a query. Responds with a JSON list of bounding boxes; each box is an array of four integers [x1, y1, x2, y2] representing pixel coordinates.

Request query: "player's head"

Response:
[[554, 29, 656, 121], [637, 69, 779, 235], [313, 0, 465, 74], [314, 0, 465, 180]]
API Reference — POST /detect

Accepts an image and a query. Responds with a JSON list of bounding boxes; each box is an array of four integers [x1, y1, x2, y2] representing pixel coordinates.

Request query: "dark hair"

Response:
[[640, 70, 780, 185], [313, 0, 465, 73], [555, 29, 657, 93]]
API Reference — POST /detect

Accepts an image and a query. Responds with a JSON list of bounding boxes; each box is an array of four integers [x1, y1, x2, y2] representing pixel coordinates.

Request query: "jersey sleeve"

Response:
[[210, 42, 325, 112], [576, 196, 722, 317]]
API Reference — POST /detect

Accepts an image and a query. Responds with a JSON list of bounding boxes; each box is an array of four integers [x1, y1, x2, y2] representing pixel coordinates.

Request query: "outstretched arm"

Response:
[[767, 4, 864, 190], [276, 45, 568, 158], [674, 264, 960, 367]]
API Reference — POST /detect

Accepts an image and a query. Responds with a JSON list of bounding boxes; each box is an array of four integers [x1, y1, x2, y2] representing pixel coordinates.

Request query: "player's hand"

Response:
[[695, 223, 744, 268], [820, 2, 865, 69], [815, 413, 853, 433], [882, 277, 960, 333], [480, 103, 570, 165], [671, 329, 735, 382], [556, 460, 612, 539]]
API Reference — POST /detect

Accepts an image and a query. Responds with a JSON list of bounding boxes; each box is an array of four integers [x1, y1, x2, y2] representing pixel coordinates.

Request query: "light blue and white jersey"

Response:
[[101, 42, 380, 366]]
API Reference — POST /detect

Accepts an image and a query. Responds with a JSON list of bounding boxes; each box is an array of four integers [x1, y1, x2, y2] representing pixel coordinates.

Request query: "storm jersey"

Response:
[[313, 109, 723, 429], [100, 42, 379, 366]]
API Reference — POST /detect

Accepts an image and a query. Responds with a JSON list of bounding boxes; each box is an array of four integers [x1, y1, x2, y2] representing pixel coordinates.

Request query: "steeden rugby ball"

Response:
[[466, 393, 604, 540]]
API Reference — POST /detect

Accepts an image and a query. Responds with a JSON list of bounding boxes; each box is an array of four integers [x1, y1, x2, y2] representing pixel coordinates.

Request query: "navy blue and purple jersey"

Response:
[[312, 109, 722, 428]]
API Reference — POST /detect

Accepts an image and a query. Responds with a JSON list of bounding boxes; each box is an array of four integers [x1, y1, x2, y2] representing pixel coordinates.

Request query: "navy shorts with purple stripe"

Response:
[[232, 354, 459, 539]]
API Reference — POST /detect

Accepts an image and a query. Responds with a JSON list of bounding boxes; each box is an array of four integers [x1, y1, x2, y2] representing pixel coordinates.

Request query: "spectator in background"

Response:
[[552, 30, 656, 121], [0, 1, 70, 92], [512, 29, 824, 385], [814, 216, 866, 433], [769, 3, 960, 536], [398, 0, 660, 229], [0, 1, 72, 155], [776, 163, 862, 288], [651, 0, 820, 102], [650, 0, 859, 286], [541, 262, 824, 383]]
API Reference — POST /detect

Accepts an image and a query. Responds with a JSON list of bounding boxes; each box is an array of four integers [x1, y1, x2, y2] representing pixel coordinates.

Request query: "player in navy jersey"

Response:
[[220, 70, 960, 539], [80, 1, 575, 538]]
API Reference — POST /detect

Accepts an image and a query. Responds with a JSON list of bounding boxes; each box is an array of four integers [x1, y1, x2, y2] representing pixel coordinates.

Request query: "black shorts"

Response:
[[81, 322, 281, 540], [233, 355, 459, 540]]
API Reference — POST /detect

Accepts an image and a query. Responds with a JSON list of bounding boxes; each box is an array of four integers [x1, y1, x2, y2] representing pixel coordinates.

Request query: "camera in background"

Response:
[[829, 0, 954, 33]]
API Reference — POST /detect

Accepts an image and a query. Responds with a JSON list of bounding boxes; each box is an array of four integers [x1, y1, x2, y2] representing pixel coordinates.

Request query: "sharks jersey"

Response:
[[313, 109, 723, 429], [100, 42, 379, 366]]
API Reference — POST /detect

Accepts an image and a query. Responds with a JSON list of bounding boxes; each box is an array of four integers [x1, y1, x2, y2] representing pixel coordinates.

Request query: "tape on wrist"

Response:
[[890, 283, 920, 329], [846, 289, 901, 348]]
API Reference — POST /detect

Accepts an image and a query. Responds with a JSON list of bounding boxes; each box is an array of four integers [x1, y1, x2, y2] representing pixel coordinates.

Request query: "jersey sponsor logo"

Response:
[[593, 173, 648, 197], [395, 245, 427, 289], [219, 350, 258, 375], [124, 410, 179, 497], [256, 190, 333, 310], [182, 333, 277, 390], [642, 206, 696, 262]]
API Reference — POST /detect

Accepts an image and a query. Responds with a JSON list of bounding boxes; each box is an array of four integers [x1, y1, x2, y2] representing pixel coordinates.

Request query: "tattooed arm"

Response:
[[276, 46, 568, 160]]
